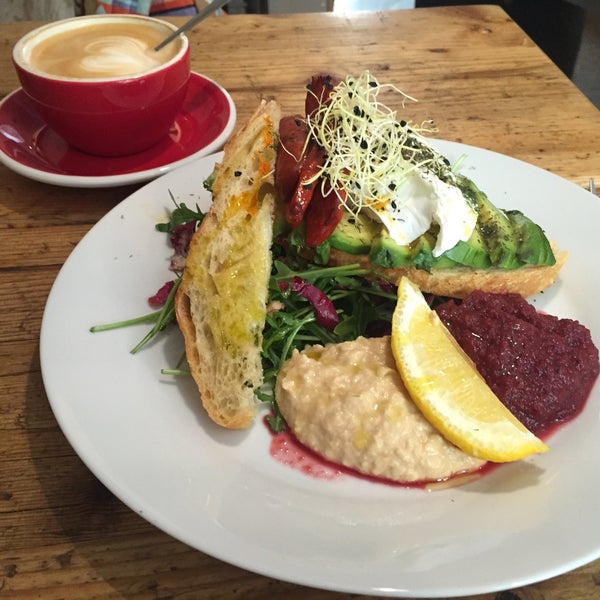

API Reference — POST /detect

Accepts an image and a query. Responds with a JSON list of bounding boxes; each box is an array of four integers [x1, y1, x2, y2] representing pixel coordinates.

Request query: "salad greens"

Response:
[[155, 195, 206, 233], [90, 196, 203, 355], [89, 277, 181, 355]]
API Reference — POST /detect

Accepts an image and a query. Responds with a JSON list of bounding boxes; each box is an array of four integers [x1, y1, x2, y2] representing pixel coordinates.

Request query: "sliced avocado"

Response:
[[442, 226, 491, 269], [410, 234, 434, 271], [431, 254, 458, 269], [329, 210, 381, 254], [369, 228, 412, 268], [369, 230, 456, 271], [412, 233, 459, 271], [432, 254, 458, 269], [506, 210, 556, 266], [458, 176, 522, 269]]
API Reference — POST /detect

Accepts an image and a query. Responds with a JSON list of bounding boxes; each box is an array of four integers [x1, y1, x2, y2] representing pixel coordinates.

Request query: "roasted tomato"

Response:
[[305, 181, 345, 247], [275, 115, 309, 202], [278, 74, 342, 235], [285, 143, 325, 228], [305, 74, 338, 118]]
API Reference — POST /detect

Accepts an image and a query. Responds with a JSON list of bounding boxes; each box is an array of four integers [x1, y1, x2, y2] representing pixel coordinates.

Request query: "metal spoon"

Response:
[[154, 0, 230, 51]]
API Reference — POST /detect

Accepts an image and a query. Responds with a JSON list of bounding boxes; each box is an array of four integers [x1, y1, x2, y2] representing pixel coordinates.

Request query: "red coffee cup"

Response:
[[12, 14, 190, 157]]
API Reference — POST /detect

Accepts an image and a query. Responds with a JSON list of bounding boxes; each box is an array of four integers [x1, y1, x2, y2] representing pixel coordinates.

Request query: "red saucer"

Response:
[[0, 72, 236, 187]]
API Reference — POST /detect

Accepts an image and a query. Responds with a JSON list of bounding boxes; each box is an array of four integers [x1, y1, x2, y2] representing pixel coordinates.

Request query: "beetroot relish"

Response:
[[435, 291, 600, 435]]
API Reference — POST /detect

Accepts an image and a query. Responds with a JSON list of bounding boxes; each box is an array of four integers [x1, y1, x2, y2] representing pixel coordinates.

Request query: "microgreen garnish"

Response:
[[305, 71, 457, 214]]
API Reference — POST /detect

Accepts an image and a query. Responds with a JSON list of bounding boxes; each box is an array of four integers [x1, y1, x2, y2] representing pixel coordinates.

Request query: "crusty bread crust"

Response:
[[175, 99, 281, 429], [326, 243, 567, 299]]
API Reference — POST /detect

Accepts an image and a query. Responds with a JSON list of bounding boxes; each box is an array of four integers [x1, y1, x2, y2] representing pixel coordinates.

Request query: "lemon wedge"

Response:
[[390, 277, 548, 462]]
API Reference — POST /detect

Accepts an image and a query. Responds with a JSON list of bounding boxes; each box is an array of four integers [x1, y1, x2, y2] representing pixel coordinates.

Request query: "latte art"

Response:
[[75, 36, 165, 77], [27, 22, 180, 79]]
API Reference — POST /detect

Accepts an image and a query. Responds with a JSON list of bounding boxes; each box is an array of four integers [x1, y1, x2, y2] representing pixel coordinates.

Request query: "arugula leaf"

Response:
[[90, 276, 182, 354], [129, 276, 181, 354], [313, 239, 330, 265], [203, 170, 216, 193], [156, 192, 206, 233]]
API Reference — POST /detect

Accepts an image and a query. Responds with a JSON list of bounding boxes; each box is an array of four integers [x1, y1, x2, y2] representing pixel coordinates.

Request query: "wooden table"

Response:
[[2, 6, 600, 599]]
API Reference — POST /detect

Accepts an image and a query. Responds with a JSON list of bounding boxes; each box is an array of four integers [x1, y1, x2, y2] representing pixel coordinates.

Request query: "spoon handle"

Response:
[[154, 0, 230, 51]]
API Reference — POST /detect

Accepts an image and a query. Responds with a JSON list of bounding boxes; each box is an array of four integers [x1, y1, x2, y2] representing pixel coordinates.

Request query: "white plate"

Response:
[[40, 141, 600, 597]]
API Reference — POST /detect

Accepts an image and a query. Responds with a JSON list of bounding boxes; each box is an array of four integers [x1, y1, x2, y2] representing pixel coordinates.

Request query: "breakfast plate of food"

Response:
[[40, 73, 600, 597]]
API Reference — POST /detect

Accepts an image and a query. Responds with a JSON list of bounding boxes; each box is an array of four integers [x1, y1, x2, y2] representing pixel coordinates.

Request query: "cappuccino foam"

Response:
[[28, 22, 180, 79]]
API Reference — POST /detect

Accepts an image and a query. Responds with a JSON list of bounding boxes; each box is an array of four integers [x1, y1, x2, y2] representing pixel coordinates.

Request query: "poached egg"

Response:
[[366, 168, 478, 256]]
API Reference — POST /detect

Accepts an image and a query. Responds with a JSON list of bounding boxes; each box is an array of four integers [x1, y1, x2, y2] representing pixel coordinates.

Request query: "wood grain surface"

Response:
[[1, 6, 600, 599]]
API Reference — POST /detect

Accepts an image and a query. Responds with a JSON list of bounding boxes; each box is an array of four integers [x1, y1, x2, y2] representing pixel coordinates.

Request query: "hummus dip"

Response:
[[275, 336, 485, 483]]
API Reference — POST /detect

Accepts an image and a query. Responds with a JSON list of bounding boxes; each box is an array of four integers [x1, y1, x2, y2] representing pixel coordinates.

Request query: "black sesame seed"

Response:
[[234, 170, 242, 177]]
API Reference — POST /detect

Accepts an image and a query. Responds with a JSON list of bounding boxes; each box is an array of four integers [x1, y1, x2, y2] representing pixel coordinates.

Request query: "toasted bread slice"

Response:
[[326, 243, 567, 299], [175, 99, 281, 429]]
